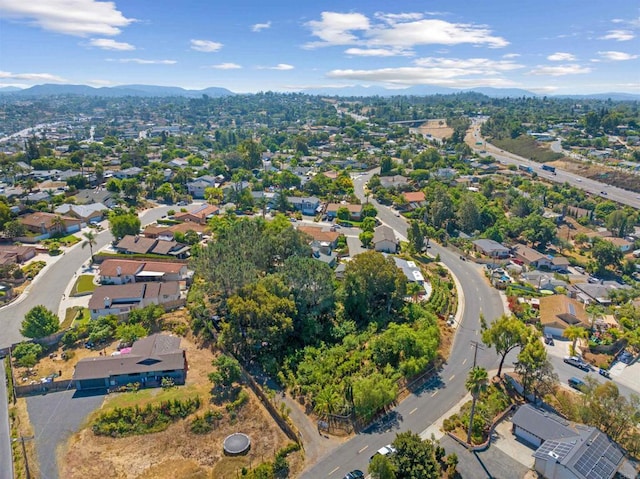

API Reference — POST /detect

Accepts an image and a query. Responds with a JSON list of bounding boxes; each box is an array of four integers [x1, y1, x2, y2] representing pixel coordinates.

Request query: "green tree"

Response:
[[81, 231, 97, 263], [12, 342, 43, 368], [121, 178, 141, 200], [380, 157, 394, 174], [391, 431, 441, 478], [109, 213, 141, 239], [336, 206, 351, 221], [369, 453, 397, 479], [407, 220, 427, 253], [314, 386, 342, 418], [465, 366, 488, 444], [591, 238, 623, 273], [3, 220, 26, 238], [605, 210, 629, 238], [21, 305, 59, 339], [457, 194, 481, 234], [359, 230, 374, 248], [342, 251, 407, 326], [156, 182, 176, 203], [563, 325, 589, 356], [208, 354, 242, 391], [204, 186, 224, 205], [115, 323, 148, 343], [516, 339, 553, 399], [481, 314, 530, 378], [361, 203, 377, 218], [361, 217, 377, 233]]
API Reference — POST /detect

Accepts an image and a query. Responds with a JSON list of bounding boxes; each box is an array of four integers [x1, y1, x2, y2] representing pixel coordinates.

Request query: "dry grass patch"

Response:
[[416, 119, 454, 140]]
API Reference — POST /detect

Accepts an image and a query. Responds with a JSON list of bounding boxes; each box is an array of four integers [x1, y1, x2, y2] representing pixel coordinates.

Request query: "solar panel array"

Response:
[[574, 434, 617, 479], [535, 440, 574, 462]]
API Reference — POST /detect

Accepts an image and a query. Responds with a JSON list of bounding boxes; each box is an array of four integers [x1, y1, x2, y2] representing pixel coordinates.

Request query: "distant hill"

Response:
[[302, 85, 541, 98], [0, 86, 22, 93], [0, 83, 235, 98], [554, 92, 640, 101]]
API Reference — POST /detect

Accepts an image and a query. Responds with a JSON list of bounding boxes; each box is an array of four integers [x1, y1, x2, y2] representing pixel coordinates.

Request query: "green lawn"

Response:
[[72, 274, 97, 295]]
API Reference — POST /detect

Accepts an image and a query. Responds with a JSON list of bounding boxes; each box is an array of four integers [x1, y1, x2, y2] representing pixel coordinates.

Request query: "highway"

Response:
[[469, 121, 640, 209], [0, 205, 171, 349], [300, 170, 506, 479]]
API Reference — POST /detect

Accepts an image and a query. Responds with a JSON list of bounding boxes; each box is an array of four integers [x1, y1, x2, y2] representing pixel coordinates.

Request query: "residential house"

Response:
[[521, 271, 568, 292], [472, 239, 511, 259], [378, 175, 409, 189], [550, 255, 571, 272], [186, 175, 220, 199], [0, 245, 36, 266], [99, 259, 189, 285], [392, 257, 425, 285], [372, 225, 399, 253], [512, 244, 552, 269], [511, 404, 635, 479], [115, 235, 190, 259], [143, 222, 208, 241], [285, 196, 321, 216], [602, 236, 633, 253], [173, 204, 219, 225], [297, 225, 340, 249], [73, 333, 186, 390], [114, 167, 143, 179], [513, 404, 637, 479], [402, 191, 426, 210], [325, 203, 363, 221], [54, 203, 108, 224], [539, 294, 590, 337], [88, 281, 181, 319], [18, 212, 82, 239], [74, 188, 116, 208], [572, 281, 631, 306]]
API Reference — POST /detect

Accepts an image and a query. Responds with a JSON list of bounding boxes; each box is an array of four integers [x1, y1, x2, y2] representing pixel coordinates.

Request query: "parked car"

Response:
[[598, 368, 611, 379], [343, 471, 364, 479], [568, 377, 586, 391], [544, 334, 554, 345], [370, 445, 397, 462], [564, 356, 590, 371], [619, 351, 634, 365]]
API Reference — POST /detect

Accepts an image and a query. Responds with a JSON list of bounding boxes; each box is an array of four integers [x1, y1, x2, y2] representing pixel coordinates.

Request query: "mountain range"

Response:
[[0, 83, 638, 101]]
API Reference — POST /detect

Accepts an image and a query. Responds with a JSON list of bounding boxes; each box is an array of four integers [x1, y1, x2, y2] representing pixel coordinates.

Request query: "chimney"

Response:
[[116, 266, 122, 277], [104, 296, 111, 308]]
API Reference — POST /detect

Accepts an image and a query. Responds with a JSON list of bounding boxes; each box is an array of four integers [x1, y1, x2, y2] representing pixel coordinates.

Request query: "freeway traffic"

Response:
[[300, 170, 506, 478], [469, 121, 639, 209]]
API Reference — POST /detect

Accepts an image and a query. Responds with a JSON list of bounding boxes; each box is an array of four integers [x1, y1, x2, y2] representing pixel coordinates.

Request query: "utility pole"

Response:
[[14, 435, 34, 479], [470, 340, 485, 368]]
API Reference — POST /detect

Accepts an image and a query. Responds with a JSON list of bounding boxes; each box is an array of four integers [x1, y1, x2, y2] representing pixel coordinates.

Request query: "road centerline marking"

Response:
[[358, 445, 369, 454], [449, 375, 455, 381], [409, 407, 418, 415], [431, 391, 438, 397], [328, 467, 339, 475], [462, 358, 467, 365]]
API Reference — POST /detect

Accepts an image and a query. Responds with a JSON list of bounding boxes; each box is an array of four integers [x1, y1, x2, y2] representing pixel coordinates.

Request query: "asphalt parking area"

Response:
[[26, 389, 105, 479]]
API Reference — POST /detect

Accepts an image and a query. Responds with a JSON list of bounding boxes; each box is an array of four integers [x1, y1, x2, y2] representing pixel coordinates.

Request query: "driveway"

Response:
[[26, 389, 106, 478]]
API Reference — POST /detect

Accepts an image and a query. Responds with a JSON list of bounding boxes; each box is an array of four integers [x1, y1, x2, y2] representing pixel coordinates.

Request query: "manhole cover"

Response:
[[223, 433, 251, 455]]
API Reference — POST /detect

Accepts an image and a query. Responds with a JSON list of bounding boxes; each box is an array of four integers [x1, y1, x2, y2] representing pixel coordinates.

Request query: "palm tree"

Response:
[[465, 366, 488, 445], [314, 386, 341, 419], [81, 231, 97, 263], [407, 282, 423, 302], [51, 215, 66, 235], [563, 325, 589, 356]]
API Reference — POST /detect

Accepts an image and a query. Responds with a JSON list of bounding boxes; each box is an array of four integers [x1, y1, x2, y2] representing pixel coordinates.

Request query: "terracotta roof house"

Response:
[[402, 191, 426, 210], [512, 244, 552, 268], [18, 212, 82, 238], [373, 225, 399, 253], [173, 204, 219, 225], [54, 202, 108, 224], [73, 333, 186, 390], [539, 295, 590, 337], [296, 225, 340, 249], [512, 404, 635, 479], [88, 281, 181, 319], [602, 236, 633, 253], [472, 239, 511, 259], [325, 203, 363, 221], [143, 222, 208, 240]]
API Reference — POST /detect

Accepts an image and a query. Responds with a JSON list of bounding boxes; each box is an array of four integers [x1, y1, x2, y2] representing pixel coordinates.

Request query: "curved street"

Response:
[[300, 170, 506, 478]]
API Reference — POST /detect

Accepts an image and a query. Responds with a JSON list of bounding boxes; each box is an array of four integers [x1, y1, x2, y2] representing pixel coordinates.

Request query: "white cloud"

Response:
[[0, 70, 67, 82], [600, 30, 634, 41], [252, 21, 271, 32], [0, 0, 134, 36], [305, 12, 508, 50], [190, 39, 223, 52], [344, 47, 411, 57], [502, 53, 521, 59], [258, 63, 294, 70], [547, 52, 576, 62], [209, 63, 242, 70], [529, 64, 591, 76], [109, 58, 176, 65], [87, 79, 114, 86], [88, 38, 134, 51], [598, 51, 638, 61], [327, 67, 517, 88]]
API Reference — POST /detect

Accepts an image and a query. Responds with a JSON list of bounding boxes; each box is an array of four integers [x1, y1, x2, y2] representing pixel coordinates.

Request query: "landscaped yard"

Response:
[[71, 274, 97, 295]]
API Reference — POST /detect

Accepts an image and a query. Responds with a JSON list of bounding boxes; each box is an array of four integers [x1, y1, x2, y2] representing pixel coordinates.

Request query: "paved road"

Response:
[[0, 205, 171, 349], [0, 360, 12, 479], [469, 121, 640, 209], [300, 171, 506, 479]]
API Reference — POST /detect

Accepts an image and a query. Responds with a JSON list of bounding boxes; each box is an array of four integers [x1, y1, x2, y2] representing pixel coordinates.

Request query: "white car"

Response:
[[370, 445, 397, 462]]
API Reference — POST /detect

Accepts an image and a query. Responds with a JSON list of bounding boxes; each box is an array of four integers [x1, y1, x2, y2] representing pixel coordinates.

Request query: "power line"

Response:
[[469, 340, 485, 368]]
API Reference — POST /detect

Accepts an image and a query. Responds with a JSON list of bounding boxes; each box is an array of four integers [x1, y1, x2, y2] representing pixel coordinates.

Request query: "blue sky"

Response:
[[0, 0, 638, 94]]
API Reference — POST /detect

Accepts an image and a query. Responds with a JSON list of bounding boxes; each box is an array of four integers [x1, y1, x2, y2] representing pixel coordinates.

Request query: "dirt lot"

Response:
[[33, 310, 302, 479], [547, 157, 640, 193], [415, 119, 454, 140]]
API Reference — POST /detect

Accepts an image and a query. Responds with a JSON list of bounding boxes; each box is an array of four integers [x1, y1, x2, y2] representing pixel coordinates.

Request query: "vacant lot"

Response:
[[415, 119, 454, 140]]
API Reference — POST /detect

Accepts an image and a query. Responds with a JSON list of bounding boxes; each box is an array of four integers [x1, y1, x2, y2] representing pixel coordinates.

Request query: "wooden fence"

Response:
[[14, 379, 74, 397]]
